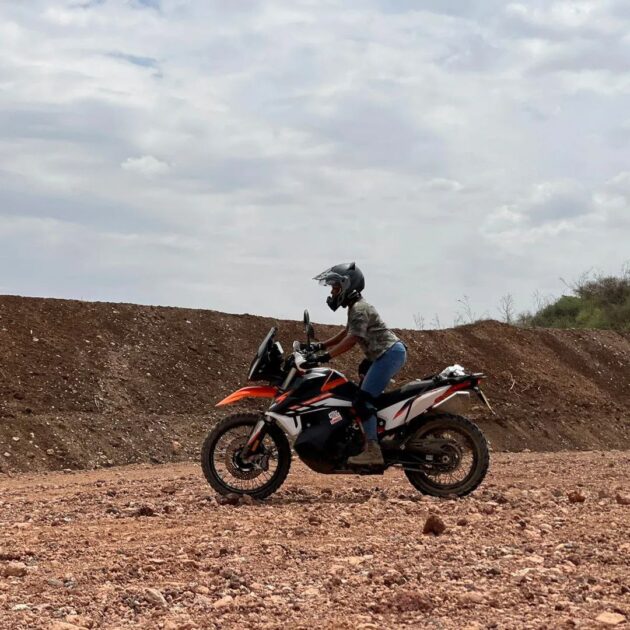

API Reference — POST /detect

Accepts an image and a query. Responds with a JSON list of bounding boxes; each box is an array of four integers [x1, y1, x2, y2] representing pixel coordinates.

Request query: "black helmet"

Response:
[[314, 262, 365, 311]]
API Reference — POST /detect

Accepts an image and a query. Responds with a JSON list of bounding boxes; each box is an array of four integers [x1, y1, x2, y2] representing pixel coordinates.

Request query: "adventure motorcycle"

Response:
[[201, 311, 491, 499]]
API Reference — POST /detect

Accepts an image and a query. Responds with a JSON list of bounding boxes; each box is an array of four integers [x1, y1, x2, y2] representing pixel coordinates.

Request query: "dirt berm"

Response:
[[1, 295, 629, 473]]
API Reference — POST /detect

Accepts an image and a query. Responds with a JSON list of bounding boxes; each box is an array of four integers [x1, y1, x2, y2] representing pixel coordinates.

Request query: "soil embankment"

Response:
[[1, 295, 629, 472]]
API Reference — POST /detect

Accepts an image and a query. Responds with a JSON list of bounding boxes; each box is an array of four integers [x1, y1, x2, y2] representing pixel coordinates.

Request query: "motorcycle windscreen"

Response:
[[294, 408, 354, 470]]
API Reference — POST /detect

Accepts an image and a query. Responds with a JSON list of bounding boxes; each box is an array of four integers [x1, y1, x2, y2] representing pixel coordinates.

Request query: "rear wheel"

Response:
[[403, 414, 489, 497], [201, 413, 291, 499]]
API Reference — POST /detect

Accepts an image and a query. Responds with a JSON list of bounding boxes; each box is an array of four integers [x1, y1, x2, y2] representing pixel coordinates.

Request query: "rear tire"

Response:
[[404, 414, 489, 497], [201, 413, 291, 500]]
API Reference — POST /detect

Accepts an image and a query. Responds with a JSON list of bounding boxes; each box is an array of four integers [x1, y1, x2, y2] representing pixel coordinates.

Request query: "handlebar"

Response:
[[290, 341, 318, 371]]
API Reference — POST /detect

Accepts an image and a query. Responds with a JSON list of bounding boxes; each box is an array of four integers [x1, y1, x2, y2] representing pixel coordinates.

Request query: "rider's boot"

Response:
[[347, 440, 384, 466]]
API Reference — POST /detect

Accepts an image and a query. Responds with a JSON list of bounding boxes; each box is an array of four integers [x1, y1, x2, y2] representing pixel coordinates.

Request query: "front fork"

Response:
[[240, 418, 267, 461]]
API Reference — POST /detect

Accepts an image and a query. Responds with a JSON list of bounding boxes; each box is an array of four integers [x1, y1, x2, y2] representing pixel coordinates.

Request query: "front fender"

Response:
[[216, 385, 279, 407]]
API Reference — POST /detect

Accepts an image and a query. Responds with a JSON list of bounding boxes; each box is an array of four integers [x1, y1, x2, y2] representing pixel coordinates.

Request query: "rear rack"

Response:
[[437, 372, 486, 385]]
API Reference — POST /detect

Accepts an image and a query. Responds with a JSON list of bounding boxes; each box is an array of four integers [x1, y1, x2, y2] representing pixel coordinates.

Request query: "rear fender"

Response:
[[216, 385, 279, 407]]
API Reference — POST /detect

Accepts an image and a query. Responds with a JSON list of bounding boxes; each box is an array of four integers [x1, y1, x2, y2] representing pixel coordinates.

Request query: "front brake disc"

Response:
[[224, 437, 262, 480]]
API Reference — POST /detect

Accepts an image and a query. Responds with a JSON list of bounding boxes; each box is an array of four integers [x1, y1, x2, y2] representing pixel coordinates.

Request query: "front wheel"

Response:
[[403, 414, 489, 497], [201, 413, 291, 499]]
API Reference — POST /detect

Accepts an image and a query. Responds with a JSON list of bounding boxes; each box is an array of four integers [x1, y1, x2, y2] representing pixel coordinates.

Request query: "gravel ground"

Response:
[[1, 451, 629, 630]]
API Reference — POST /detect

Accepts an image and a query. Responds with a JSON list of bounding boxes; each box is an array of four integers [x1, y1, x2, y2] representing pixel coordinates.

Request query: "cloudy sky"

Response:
[[1, 0, 629, 330]]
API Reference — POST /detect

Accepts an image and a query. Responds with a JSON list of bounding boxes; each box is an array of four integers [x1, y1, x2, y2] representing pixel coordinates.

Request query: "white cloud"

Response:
[[121, 155, 170, 177], [421, 178, 463, 192], [593, 171, 630, 227], [482, 175, 629, 260]]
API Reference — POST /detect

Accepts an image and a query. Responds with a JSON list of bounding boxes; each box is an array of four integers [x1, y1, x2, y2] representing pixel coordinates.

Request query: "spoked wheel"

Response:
[[201, 413, 291, 499], [404, 414, 489, 497]]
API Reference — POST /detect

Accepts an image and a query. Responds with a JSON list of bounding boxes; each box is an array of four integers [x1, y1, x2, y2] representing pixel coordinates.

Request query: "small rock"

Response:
[[461, 592, 485, 605], [423, 514, 446, 536], [11, 604, 29, 611], [216, 493, 240, 506], [615, 493, 630, 506], [171, 440, 183, 454], [195, 594, 214, 609], [65, 615, 92, 627], [345, 555, 372, 566], [390, 590, 434, 612], [144, 587, 168, 608], [1, 561, 28, 577], [135, 505, 156, 517], [47, 578, 65, 588], [302, 587, 319, 597], [212, 594, 234, 609], [238, 494, 255, 506], [161, 484, 178, 495], [567, 490, 586, 503], [596, 612, 626, 626]]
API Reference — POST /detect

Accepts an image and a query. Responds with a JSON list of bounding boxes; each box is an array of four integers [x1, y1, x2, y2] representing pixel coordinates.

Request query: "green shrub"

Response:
[[524, 270, 630, 331]]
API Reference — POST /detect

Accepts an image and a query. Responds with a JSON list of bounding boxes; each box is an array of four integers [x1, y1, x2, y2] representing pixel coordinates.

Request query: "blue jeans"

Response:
[[360, 341, 407, 441]]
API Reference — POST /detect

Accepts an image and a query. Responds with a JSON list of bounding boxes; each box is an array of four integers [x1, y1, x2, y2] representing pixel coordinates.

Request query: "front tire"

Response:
[[201, 413, 291, 500], [404, 414, 489, 497]]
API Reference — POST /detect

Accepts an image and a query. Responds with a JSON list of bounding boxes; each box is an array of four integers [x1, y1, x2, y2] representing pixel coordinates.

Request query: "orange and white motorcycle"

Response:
[[201, 311, 491, 499]]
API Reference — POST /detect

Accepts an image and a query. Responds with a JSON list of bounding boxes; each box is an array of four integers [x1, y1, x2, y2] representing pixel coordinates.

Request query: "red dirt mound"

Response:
[[1, 295, 629, 473]]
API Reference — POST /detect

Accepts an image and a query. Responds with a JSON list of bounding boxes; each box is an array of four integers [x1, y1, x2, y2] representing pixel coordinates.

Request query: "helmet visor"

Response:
[[313, 268, 345, 287]]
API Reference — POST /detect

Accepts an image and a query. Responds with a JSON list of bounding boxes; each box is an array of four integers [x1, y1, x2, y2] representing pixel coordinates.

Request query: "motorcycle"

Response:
[[201, 311, 491, 499]]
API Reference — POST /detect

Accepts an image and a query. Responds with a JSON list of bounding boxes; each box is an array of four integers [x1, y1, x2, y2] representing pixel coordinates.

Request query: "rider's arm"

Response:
[[327, 334, 359, 358], [321, 326, 348, 350]]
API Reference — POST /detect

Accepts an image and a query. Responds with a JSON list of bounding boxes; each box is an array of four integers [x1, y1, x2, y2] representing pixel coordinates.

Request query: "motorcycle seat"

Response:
[[375, 379, 436, 408]]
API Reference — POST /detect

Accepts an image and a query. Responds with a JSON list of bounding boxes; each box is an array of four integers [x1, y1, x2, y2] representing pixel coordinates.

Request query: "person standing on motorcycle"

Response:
[[312, 262, 407, 465]]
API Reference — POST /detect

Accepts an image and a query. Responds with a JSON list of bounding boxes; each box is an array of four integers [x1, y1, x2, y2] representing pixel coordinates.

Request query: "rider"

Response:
[[310, 262, 407, 465]]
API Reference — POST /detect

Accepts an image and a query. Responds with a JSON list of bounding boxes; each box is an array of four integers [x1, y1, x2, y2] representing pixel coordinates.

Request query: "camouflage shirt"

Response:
[[347, 298, 399, 361]]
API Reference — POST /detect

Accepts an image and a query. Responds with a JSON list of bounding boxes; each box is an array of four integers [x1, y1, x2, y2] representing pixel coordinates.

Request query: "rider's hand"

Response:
[[300, 342, 324, 352], [305, 351, 331, 364], [305, 352, 330, 365]]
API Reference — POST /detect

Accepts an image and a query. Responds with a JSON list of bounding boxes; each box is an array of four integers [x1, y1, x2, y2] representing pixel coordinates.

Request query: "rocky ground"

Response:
[[1, 451, 629, 630]]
